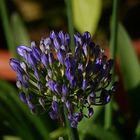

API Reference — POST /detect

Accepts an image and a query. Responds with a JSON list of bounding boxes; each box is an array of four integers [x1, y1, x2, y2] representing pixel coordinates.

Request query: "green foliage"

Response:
[[78, 117, 121, 140], [0, 79, 67, 139], [11, 13, 30, 47], [0, 0, 16, 55], [0, 80, 51, 140], [72, 0, 102, 35], [135, 120, 140, 140], [117, 23, 140, 139], [117, 23, 140, 90], [3, 136, 21, 140]]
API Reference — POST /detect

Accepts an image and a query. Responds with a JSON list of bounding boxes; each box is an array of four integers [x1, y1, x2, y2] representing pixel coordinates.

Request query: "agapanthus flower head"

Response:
[[10, 31, 117, 128]]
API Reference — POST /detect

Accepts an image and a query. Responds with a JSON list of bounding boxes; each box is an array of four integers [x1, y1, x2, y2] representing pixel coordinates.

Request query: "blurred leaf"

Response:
[[117, 23, 140, 90], [78, 121, 121, 140], [3, 136, 21, 140], [78, 106, 103, 139], [50, 128, 66, 139], [0, 0, 16, 56], [135, 120, 140, 140], [72, 0, 102, 34], [117, 24, 140, 120], [0, 80, 51, 140], [0, 94, 35, 140], [11, 13, 30, 46]]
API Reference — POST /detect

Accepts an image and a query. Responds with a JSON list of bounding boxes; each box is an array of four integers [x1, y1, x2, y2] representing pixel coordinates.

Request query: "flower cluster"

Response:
[[10, 31, 117, 128]]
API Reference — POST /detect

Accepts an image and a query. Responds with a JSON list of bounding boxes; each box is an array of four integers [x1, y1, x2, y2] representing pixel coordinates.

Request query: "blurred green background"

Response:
[[0, 0, 140, 140]]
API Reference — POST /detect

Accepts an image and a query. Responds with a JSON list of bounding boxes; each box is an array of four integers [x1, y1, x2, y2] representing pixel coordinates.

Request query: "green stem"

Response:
[[104, 0, 119, 129], [63, 105, 79, 140], [0, 0, 16, 56], [135, 120, 140, 140], [110, 0, 119, 60], [104, 101, 112, 129], [65, 0, 75, 54]]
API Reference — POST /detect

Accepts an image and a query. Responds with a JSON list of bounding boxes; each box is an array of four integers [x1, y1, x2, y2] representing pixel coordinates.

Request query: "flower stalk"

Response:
[[104, 0, 119, 129], [64, 105, 79, 140], [65, 0, 75, 53]]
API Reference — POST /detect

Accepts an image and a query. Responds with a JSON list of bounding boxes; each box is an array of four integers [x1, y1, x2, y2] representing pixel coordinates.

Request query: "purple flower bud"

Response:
[[50, 31, 61, 49], [49, 111, 58, 120], [61, 85, 68, 102], [26, 93, 32, 101], [105, 95, 111, 103], [27, 99, 35, 110], [88, 107, 94, 117], [19, 92, 27, 104], [23, 93, 34, 110], [47, 80, 55, 92], [9, 58, 22, 72], [65, 100, 72, 112], [82, 79, 87, 91], [65, 68, 75, 85], [82, 43, 88, 57], [62, 84, 68, 97], [54, 83, 62, 94], [87, 92, 95, 104], [16, 69, 23, 80], [58, 31, 65, 44], [57, 49, 66, 64], [17, 45, 32, 55], [111, 82, 118, 93], [43, 37, 52, 46], [17, 74, 28, 87], [17, 46, 31, 60], [68, 113, 73, 120], [41, 54, 49, 67], [95, 58, 102, 65], [15, 67, 28, 87], [47, 69, 53, 78], [74, 45, 82, 59], [58, 31, 70, 47], [74, 32, 82, 46], [53, 38, 61, 49], [73, 112, 83, 122], [65, 33, 70, 46], [31, 42, 42, 61], [78, 63, 84, 72], [64, 54, 75, 68], [83, 31, 91, 43], [100, 90, 111, 104], [70, 77, 77, 88], [50, 31, 57, 40], [93, 58, 102, 73], [16, 81, 22, 89], [71, 121, 77, 128], [34, 68, 40, 80], [22, 74, 29, 87], [52, 101, 59, 113], [27, 53, 37, 68], [48, 53, 54, 64]]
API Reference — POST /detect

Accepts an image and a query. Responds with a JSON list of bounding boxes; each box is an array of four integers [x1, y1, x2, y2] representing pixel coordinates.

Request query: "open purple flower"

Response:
[[10, 31, 117, 128]]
